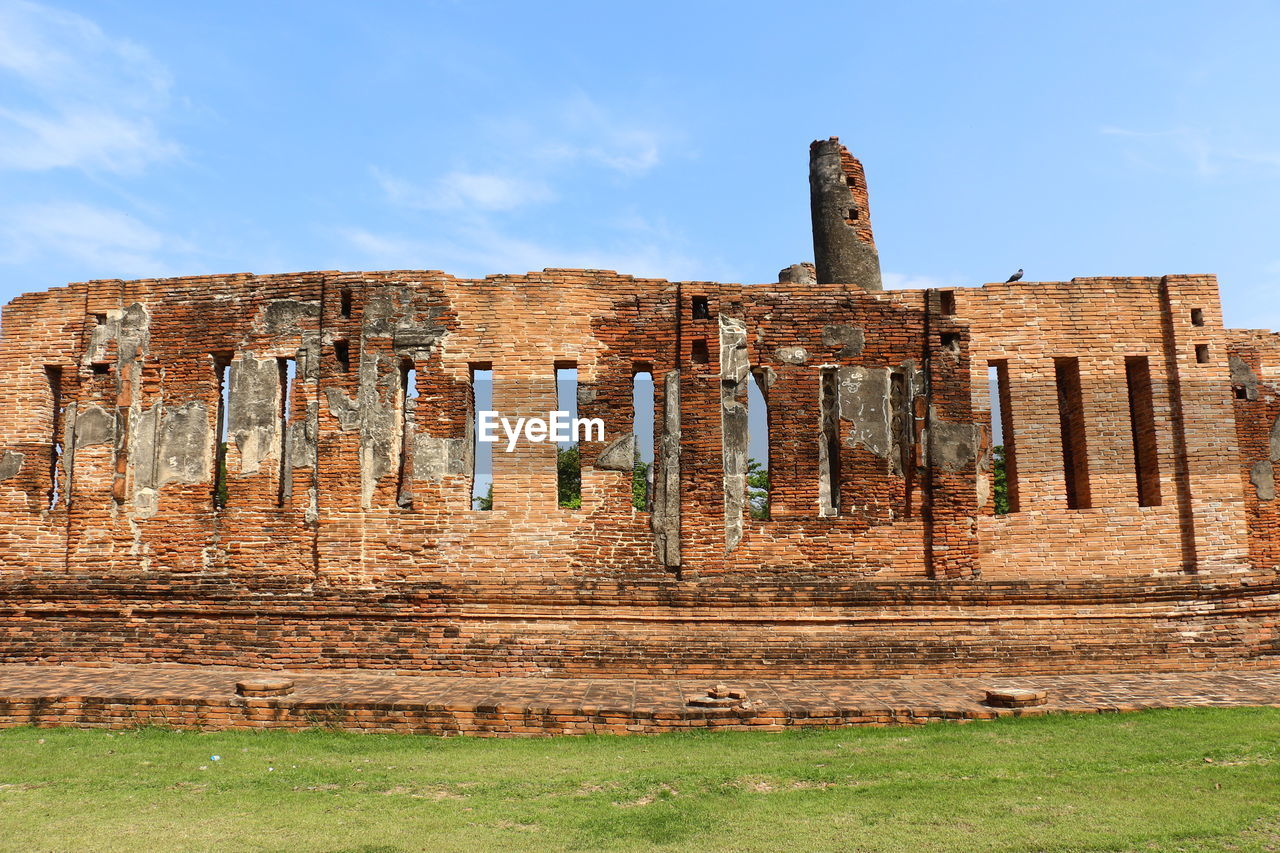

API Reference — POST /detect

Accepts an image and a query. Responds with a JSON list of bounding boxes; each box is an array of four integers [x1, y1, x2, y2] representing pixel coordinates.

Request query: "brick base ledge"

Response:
[[1, 665, 1277, 737], [0, 697, 1070, 735]]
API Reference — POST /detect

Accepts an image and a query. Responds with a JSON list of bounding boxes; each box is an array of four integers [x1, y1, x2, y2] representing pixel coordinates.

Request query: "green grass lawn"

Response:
[[0, 708, 1277, 852]]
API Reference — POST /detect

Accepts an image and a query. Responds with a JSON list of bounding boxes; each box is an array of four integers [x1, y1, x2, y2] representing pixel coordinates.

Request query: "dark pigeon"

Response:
[[1006, 268, 1024, 283]]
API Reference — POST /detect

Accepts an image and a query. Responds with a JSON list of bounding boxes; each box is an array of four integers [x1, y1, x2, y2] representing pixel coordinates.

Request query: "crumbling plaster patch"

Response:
[[1229, 354, 1259, 401], [1251, 461, 1276, 502], [596, 434, 636, 472], [928, 406, 979, 473], [822, 324, 865, 358], [227, 354, 280, 475], [719, 315, 750, 552], [837, 366, 892, 458], [0, 451, 24, 481]]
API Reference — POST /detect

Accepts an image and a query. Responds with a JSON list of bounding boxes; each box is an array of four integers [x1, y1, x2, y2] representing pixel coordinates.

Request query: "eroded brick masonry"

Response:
[[1, 138, 1278, 678]]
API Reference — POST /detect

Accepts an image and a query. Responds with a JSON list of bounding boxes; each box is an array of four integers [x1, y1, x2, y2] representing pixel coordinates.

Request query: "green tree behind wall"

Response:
[[632, 452, 650, 510], [747, 457, 770, 520], [993, 445, 1010, 515], [557, 445, 581, 509], [214, 442, 228, 508]]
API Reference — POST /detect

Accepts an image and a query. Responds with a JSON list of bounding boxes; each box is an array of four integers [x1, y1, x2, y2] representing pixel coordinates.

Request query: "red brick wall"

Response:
[[1226, 329, 1280, 571], [837, 148, 877, 250], [0, 269, 1275, 677], [958, 275, 1252, 579]]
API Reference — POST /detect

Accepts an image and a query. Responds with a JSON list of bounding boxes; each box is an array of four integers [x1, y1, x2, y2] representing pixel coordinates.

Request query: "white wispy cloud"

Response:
[[0, 201, 192, 277], [373, 93, 673, 217], [531, 93, 664, 175], [0, 0, 178, 173], [358, 93, 690, 279], [1101, 126, 1280, 177], [338, 220, 708, 283], [372, 167, 554, 212]]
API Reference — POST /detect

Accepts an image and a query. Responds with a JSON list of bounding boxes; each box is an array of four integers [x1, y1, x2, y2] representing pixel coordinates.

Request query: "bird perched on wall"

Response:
[[1006, 269, 1024, 283]]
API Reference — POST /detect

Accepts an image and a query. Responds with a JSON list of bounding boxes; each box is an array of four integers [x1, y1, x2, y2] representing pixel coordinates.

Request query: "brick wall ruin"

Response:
[[0, 139, 1277, 678]]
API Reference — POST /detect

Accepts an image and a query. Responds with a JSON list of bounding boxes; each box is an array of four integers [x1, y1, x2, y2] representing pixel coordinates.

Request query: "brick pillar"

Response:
[[1159, 275, 1250, 572]]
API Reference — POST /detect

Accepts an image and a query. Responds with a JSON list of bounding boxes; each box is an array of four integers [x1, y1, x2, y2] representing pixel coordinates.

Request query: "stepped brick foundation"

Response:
[[1, 665, 1278, 737]]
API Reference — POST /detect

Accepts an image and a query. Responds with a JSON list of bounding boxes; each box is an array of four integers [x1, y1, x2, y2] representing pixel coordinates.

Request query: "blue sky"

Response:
[[2, 0, 1278, 333]]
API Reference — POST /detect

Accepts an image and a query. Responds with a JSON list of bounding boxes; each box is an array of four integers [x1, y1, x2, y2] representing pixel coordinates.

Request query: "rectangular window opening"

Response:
[[1190, 308, 1205, 327], [213, 355, 232, 509], [333, 340, 350, 373], [276, 357, 297, 508], [632, 367, 655, 511], [890, 370, 912, 500], [987, 360, 1019, 514], [556, 364, 581, 510], [469, 365, 493, 510], [1125, 356, 1162, 507], [847, 207, 860, 221], [691, 296, 710, 320], [819, 367, 841, 517], [690, 338, 709, 364], [92, 313, 107, 326], [748, 368, 771, 520], [340, 289, 353, 319], [939, 290, 956, 316], [395, 359, 418, 508], [1195, 344, 1210, 364], [91, 362, 111, 375], [1054, 357, 1091, 509], [46, 366, 63, 510]]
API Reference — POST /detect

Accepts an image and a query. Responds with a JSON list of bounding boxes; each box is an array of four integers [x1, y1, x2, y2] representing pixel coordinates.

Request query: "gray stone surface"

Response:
[[356, 353, 400, 508], [130, 405, 159, 490], [822, 324, 865, 358], [119, 303, 150, 361], [413, 435, 468, 482], [157, 402, 211, 487], [324, 388, 362, 432], [280, 399, 319, 505], [227, 354, 280, 475], [653, 369, 682, 568], [61, 403, 76, 488], [774, 346, 808, 365], [719, 315, 750, 552], [0, 451, 24, 482], [929, 408, 979, 473], [392, 329, 445, 351], [74, 404, 115, 448], [258, 299, 319, 336], [1251, 461, 1276, 502], [838, 366, 892, 458], [286, 403, 318, 471], [348, 291, 452, 508], [1229, 354, 1259, 401], [596, 433, 636, 472], [778, 263, 816, 284]]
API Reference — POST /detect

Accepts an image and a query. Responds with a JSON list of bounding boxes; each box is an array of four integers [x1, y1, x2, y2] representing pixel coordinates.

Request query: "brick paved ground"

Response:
[[0, 663, 1278, 736]]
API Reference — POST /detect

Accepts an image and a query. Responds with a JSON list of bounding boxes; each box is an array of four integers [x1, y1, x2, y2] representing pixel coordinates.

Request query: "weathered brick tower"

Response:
[[0, 140, 1277, 678], [809, 137, 882, 291]]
